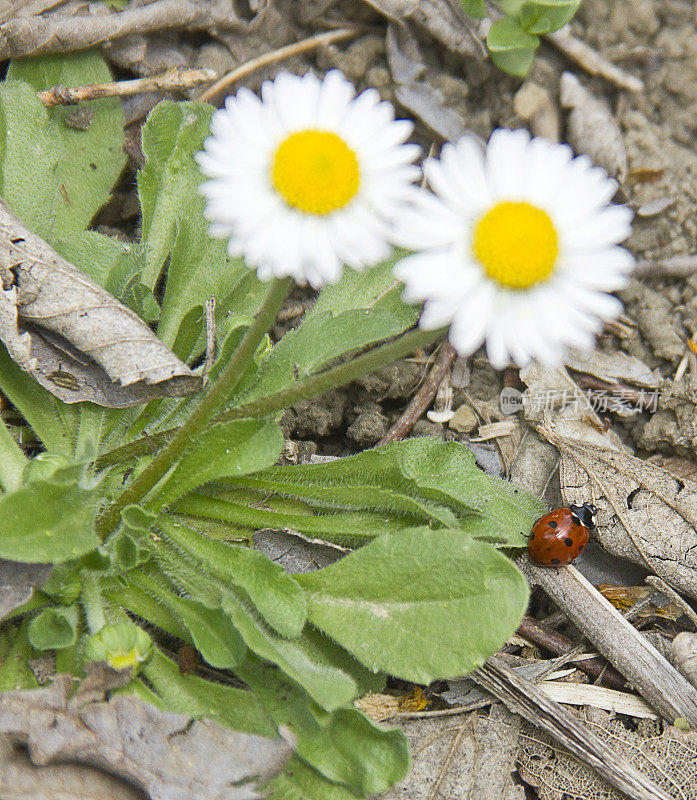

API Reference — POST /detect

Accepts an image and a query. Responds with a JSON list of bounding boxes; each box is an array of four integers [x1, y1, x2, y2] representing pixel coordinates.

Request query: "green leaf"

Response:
[[7, 51, 125, 237], [138, 101, 214, 287], [157, 516, 306, 639], [154, 418, 284, 509], [238, 658, 409, 796], [296, 528, 530, 683], [520, 0, 581, 32], [487, 17, 539, 77], [234, 258, 418, 408], [129, 572, 246, 669], [157, 214, 251, 352], [143, 649, 278, 738], [222, 592, 357, 711], [267, 758, 364, 800], [0, 621, 38, 691], [0, 468, 99, 562], [461, 0, 486, 16], [27, 606, 79, 649], [231, 438, 543, 547]]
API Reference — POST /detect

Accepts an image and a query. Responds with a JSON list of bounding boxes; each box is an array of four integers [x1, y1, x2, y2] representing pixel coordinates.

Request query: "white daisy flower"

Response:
[[196, 70, 420, 288], [393, 129, 635, 368]]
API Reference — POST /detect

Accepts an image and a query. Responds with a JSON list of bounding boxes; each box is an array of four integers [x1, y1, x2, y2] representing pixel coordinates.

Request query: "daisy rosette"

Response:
[[393, 129, 635, 368], [196, 70, 420, 288]]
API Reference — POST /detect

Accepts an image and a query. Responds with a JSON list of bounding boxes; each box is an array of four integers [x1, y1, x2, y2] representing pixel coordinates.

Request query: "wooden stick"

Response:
[[474, 656, 673, 800], [36, 66, 216, 107], [377, 341, 456, 446], [517, 555, 697, 726], [198, 27, 364, 104]]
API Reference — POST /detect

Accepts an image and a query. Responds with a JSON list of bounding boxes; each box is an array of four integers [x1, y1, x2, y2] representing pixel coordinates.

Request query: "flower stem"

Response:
[[95, 277, 292, 537], [0, 416, 27, 492], [220, 325, 448, 421], [95, 325, 448, 471]]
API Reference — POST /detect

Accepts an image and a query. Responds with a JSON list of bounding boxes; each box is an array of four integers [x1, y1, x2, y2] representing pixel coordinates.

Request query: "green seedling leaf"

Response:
[[296, 527, 530, 683], [138, 101, 214, 287], [487, 17, 540, 76], [27, 606, 78, 650], [154, 418, 284, 509], [222, 592, 357, 711], [520, 0, 581, 33], [0, 470, 99, 562], [234, 258, 418, 407], [7, 51, 125, 237], [157, 516, 306, 639], [143, 648, 277, 738], [238, 658, 409, 796]]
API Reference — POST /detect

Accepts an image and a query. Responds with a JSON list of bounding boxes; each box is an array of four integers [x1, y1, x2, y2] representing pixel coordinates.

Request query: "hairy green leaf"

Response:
[[238, 658, 409, 796], [143, 649, 277, 738], [138, 101, 213, 287], [0, 469, 99, 562], [154, 418, 284, 509], [268, 758, 364, 800], [221, 592, 357, 711], [7, 51, 125, 237], [296, 528, 530, 683], [157, 516, 306, 639]]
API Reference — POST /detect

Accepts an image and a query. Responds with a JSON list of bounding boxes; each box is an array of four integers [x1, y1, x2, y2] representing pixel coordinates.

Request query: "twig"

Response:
[[198, 27, 364, 104], [570, 373, 658, 411], [202, 296, 216, 387], [545, 27, 644, 92], [377, 341, 457, 446], [36, 67, 217, 107], [645, 575, 697, 631], [517, 615, 627, 690], [517, 555, 697, 726], [473, 656, 673, 800], [0, 0, 249, 59]]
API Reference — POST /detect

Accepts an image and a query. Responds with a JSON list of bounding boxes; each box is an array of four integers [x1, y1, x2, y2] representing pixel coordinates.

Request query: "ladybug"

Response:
[[528, 503, 596, 566]]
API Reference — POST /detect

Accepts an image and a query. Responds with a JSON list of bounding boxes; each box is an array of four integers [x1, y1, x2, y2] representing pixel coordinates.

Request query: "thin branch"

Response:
[[377, 341, 456, 446], [37, 67, 217, 107], [198, 27, 365, 104]]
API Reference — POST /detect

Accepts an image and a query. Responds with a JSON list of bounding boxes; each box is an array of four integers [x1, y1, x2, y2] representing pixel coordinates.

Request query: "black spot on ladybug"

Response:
[[548, 520, 557, 528], [529, 532, 535, 540], [564, 537, 574, 547], [550, 558, 561, 565]]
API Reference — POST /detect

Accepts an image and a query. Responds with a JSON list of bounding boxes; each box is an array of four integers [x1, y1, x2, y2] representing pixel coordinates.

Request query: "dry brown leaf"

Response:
[[564, 349, 663, 389], [0, 670, 293, 800], [0, 558, 51, 623], [518, 709, 697, 800], [560, 71, 627, 181], [0, 198, 201, 407], [538, 416, 697, 598]]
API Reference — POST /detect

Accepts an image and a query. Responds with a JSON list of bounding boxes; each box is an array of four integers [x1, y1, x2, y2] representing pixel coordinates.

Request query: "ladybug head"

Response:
[[570, 502, 597, 530]]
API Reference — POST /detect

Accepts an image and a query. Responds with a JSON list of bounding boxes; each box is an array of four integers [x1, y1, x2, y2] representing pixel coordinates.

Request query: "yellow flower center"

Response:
[[271, 130, 360, 215], [472, 201, 559, 289]]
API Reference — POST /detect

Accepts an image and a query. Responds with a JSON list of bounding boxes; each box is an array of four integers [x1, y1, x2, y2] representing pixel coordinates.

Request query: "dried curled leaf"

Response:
[[0, 669, 293, 800], [0, 198, 201, 407], [538, 417, 697, 598]]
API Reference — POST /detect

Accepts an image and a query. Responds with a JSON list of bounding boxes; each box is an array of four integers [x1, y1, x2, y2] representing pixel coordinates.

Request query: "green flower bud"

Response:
[[84, 623, 153, 672]]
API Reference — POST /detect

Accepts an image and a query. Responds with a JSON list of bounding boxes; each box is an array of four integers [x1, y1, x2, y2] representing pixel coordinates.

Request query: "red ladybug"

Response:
[[528, 503, 596, 566]]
